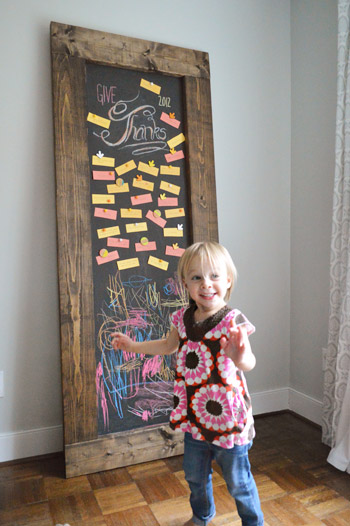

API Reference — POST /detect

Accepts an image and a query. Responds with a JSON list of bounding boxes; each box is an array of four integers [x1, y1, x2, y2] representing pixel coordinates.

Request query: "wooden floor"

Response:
[[0, 412, 349, 526]]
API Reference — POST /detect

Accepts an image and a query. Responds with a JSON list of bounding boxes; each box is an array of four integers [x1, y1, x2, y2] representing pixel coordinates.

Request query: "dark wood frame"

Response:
[[50, 21, 218, 478]]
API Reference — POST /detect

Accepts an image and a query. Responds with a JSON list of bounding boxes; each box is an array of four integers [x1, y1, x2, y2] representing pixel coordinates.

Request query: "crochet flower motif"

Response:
[[176, 340, 214, 385], [170, 379, 187, 424], [212, 433, 236, 448], [190, 384, 245, 432], [216, 348, 236, 385]]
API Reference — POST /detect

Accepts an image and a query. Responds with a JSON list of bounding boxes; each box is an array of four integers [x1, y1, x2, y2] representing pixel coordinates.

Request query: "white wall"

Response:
[[0, 0, 334, 462], [290, 0, 337, 403]]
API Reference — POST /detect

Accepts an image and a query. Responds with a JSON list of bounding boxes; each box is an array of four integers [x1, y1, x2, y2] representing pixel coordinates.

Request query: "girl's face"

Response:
[[183, 255, 231, 318]]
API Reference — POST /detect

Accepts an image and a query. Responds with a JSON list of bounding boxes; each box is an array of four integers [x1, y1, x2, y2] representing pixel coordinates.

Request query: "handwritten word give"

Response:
[[97, 84, 117, 106]]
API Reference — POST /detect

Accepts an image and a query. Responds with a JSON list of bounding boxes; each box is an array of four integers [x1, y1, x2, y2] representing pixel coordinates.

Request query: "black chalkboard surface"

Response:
[[85, 64, 190, 435]]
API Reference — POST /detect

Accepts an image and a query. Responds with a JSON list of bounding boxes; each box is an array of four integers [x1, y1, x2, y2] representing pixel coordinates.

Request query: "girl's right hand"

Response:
[[111, 332, 133, 352]]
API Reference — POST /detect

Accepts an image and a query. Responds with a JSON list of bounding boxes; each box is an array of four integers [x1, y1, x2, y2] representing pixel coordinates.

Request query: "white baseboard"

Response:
[[0, 387, 322, 463], [288, 388, 323, 425], [0, 425, 63, 463], [251, 387, 322, 426]]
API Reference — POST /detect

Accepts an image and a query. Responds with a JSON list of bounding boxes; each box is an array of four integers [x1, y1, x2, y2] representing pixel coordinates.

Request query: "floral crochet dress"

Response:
[[169, 304, 256, 448]]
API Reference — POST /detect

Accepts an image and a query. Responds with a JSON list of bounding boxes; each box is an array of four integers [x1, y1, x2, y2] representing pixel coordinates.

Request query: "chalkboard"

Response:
[[86, 64, 190, 435], [51, 21, 218, 477]]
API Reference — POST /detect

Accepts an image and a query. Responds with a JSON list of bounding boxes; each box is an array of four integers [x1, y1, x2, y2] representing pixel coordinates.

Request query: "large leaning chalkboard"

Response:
[[51, 22, 218, 477], [85, 64, 190, 434]]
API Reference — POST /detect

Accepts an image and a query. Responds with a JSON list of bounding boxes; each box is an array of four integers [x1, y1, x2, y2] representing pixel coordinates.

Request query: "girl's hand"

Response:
[[111, 332, 133, 352], [219, 319, 256, 371]]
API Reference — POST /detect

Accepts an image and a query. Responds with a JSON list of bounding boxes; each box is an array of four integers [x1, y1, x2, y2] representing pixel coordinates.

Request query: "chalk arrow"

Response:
[[149, 160, 155, 167], [136, 174, 143, 181], [169, 112, 175, 119], [177, 224, 183, 231], [96, 150, 104, 158], [170, 148, 176, 155], [160, 193, 166, 200], [172, 243, 179, 249]]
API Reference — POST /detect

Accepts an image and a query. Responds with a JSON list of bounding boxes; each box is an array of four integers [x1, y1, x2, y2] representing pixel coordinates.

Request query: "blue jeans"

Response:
[[183, 433, 264, 526]]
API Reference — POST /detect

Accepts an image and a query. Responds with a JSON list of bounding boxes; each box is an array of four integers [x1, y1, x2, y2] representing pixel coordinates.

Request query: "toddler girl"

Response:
[[112, 241, 263, 526]]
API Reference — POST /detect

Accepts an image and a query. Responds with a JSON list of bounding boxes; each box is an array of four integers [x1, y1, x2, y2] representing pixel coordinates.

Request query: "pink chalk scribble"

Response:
[[96, 362, 109, 430]]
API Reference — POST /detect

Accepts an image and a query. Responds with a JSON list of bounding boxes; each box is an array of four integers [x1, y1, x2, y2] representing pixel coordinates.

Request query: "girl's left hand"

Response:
[[219, 318, 256, 371]]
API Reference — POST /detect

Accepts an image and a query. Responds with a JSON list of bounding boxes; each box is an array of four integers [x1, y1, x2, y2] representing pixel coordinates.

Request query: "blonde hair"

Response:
[[177, 241, 237, 302]]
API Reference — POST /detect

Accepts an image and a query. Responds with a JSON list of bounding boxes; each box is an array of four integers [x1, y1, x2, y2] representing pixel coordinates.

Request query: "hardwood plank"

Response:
[[104, 504, 160, 526], [261, 495, 325, 525], [127, 459, 171, 480], [65, 426, 184, 477], [51, 50, 96, 447], [0, 502, 53, 526], [323, 508, 350, 525], [94, 483, 146, 514], [293, 485, 350, 519], [51, 22, 210, 79], [267, 465, 319, 492], [136, 472, 188, 504], [150, 495, 192, 526], [0, 477, 46, 510], [88, 467, 132, 489], [44, 473, 91, 498], [183, 76, 218, 243], [48, 491, 102, 524]]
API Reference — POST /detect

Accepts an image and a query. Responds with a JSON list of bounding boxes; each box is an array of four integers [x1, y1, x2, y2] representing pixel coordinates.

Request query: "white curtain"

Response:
[[322, 0, 350, 474]]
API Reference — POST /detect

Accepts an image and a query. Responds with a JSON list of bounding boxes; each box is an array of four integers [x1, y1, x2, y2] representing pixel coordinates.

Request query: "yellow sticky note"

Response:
[[140, 78, 161, 95], [117, 257, 140, 270], [92, 155, 115, 167], [125, 222, 148, 233], [107, 183, 130, 194], [163, 227, 184, 237], [148, 255, 169, 271], [92, 194, 115, 205], [138, 161, 159, 177], [97, 226, 121, 239], [167, 133, 186, 150], [164, 208, 185, 219], [87, 112, 111, 129], [133, 179, 155, 192], [120, 208, 142, 219], [160, 181, 181, 195], [160, 165, 180, 176], [115, 160, 137, 176]]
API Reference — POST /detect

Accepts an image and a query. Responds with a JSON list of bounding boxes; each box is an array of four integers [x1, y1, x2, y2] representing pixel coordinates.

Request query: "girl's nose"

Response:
[[201, 277, 212, 287]]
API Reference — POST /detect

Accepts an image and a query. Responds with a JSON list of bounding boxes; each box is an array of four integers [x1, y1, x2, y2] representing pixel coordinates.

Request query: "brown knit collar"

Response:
[[183, 303, 231, 342]]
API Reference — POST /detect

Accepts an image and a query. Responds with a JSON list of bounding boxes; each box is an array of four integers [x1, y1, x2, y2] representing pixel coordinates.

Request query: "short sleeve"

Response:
[[234, 310, 255, 336], [170, 307, 185, 330]]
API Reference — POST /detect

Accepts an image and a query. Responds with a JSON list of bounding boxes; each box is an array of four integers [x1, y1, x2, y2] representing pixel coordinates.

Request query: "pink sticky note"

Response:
[[160, 112, 181, 129], [92, 170, 116, 181], [135, 241, 157, 252], [131, 193, 153, 206], [166, 245, 185, 257], [146, 210, 167, 228], [165, 150, 184, 163], [158, 197, 179, 207], [96, 250, 119, 265], [94, 207, 117, 220], [107, 238, 130, 248]]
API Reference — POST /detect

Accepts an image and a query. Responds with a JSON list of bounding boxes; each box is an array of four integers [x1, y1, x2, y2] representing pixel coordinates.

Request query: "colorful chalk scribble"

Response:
[[96, 271, 187, 433]]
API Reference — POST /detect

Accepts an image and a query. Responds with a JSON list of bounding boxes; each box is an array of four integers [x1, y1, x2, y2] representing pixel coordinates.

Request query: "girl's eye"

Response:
[[191, 275, 201, 281], [211, 273, 219, 279]]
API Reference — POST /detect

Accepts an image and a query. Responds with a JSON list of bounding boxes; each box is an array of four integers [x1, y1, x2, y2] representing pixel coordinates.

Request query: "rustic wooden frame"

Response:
[[50, 21, 218, 478]]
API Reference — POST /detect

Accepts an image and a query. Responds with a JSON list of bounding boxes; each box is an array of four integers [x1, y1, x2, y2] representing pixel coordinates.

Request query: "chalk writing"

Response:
[[97, 84, 118, 106], [94, 92, 167, 156]]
